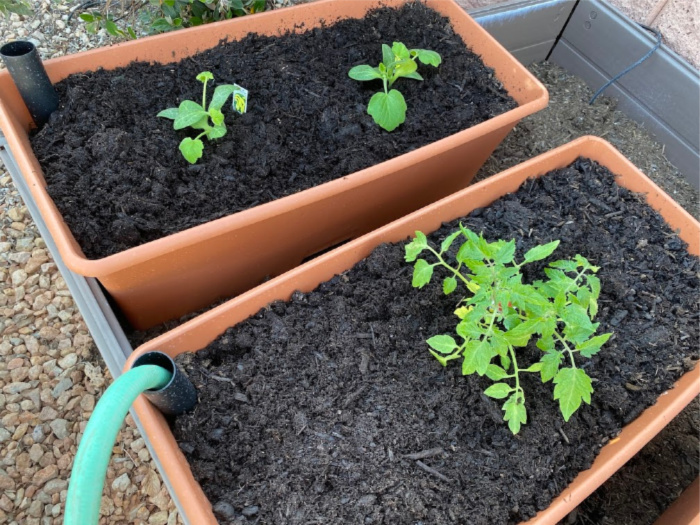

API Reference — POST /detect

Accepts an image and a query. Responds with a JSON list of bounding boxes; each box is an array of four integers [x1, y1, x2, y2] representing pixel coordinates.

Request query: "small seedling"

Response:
[[405, 226, 612, 434], [158, 71, 245, 164], [348, 41, 441, 132]]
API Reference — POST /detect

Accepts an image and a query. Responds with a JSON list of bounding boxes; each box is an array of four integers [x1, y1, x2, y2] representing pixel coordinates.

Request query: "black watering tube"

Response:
[[0, 40, 59, 127]]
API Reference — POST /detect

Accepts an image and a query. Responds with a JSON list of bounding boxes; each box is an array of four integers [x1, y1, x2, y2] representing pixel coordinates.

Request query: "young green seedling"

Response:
[[158, 71, 243, 164], [405, 226, 612, 434], [348, 41, 441, 132]]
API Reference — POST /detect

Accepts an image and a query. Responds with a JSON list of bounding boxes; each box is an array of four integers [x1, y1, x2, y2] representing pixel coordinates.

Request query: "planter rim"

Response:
[[125, 136, 700, 524], [0, 0, 548, 277]]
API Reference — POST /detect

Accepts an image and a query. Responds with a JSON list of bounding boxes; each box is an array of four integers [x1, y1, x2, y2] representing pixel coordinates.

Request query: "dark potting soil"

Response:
[[171, 158, 699, 524], [29, 2, 516, 260]]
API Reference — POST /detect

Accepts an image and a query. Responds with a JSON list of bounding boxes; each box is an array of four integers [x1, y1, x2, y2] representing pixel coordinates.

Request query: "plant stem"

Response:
[[427, 247, 471, 288], [554, 331, 577, 367], [507, 344, 524, 398]]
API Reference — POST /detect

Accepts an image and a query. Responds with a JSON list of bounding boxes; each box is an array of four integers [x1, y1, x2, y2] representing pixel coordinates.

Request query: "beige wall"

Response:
[[456, 0, 699, 69]]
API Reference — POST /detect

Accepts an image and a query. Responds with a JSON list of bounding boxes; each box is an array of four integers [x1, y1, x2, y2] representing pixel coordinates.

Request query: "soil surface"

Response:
[[30, 1, 516, 259], [171, 158, 699, 524]]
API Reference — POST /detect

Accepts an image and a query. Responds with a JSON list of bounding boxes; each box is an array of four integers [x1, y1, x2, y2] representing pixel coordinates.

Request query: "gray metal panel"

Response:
[[470, 0, 576, 64], [0, 134, 190, 523], [0, 135, 133, 377], [550, 0, 700, 189]]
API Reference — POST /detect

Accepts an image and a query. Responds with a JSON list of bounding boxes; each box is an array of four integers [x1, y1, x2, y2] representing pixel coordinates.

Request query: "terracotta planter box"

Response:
[[125, 136, 699, 523], [0, 0, 547, 330], [654, 477, 700, 525]]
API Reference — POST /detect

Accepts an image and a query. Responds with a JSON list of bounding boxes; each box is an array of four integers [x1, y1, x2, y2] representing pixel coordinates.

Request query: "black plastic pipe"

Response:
[[0, 40, 59, 128], [131, 351, 198, 415]]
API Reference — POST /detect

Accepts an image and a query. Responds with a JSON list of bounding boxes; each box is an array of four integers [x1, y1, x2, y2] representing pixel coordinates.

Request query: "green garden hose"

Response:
[[64, 364, 172, 525]]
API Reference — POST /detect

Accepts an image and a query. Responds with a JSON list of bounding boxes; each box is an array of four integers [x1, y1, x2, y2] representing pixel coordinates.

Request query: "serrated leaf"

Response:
[[412, 259, 433, 288], [412, 48, 442, 67], [485, 364, 509, 381], [484, 383, 512, 399], [462, 339, 494, 376], [426, 335, 458, 355], [540, 349, 563, 382], [561, 303, 597, 343], [443, 277, 457, 295], [576, 332, 612, 358], [209, 84, 238, 111], [404, 241, 424, 263], [587, 274, 601, 299], [524, 362, 543, 373], [553, 367, 593, 421], [456, 318, 480, 339], [549, 259, 578, 272], [173, 100, 207, 130], [367, 89, 406, 131], [157, 107, 179, 120], [503, 318, 539, 347], [503, 392, 527, 434], [440, 231, 461, 254], [536, 334, 555, 352], [493, 240, 516, 264], [454, 306, 472, 321], [179, 137, 204, 164], [348, 64, 383, 82], [500, 354, 511, 370], [524, 240, 560, 263]]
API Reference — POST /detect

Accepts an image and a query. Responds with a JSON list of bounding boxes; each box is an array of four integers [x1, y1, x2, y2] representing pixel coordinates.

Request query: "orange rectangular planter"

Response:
[[0, 0, 548, 330], [654, 477, 700, 525], [125, 136, 700, 524]]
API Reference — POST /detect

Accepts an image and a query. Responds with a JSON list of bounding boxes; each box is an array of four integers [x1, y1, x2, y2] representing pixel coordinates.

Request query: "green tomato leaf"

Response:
[[503, 392, 527, 434], [174, 100, 208, 130], [427, 334, 458, 355], [549, 259, 578, 272], [196, 71, 214, 83], [443, 277, 457, 295], [493, 240, 516, 265], [412, 49, 442, 67], [576, 332, 612, 358], [367, 89, 406, 132], [485, 364, 509, 381], [484, 383, 513, 400], [79, 13, 95, 22], [561, 303, 597, 343], [503, 318, 540, 347], [157, 107, 179, 120], [179, 137, 204, 164], [540, 349, 563, 383], [440, 231, 461, 254], [553, 367, 593, 421], [348, 65, 383, 82], [412, 259, 434, 288], [523, 240, 560, 263], [462, 339, 494, 376]]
